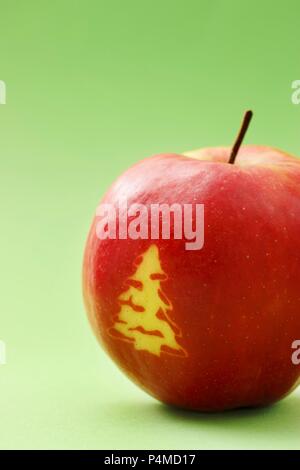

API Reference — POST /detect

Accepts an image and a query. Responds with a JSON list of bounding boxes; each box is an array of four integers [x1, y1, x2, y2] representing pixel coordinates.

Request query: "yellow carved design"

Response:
[[109, 245, 187, 357]]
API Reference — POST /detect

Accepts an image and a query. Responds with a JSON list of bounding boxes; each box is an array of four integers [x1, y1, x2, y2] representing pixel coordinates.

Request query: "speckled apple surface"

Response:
[[1, 0, 300, 450]]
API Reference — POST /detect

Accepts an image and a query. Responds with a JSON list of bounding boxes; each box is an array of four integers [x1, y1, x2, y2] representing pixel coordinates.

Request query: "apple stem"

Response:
[[228, 110, 253, 164]]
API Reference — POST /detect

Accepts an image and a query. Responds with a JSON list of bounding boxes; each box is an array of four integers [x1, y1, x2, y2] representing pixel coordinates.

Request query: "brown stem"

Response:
[[228, 110, 253, 164]]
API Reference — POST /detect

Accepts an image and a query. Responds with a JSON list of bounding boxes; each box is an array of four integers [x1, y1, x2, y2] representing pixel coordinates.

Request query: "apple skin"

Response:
[[83, 145, 300, 411]]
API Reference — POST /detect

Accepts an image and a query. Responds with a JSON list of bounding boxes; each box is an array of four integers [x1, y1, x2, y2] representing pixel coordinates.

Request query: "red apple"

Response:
[[83, 114, 300, 411]]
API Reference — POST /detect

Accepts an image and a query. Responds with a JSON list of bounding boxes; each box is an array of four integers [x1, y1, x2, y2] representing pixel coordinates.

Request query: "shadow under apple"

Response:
[[97, 389, 300, 450]]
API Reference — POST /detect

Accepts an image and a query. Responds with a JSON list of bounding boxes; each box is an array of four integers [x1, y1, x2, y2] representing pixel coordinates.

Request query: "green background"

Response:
[[0, 0, 300, 450]]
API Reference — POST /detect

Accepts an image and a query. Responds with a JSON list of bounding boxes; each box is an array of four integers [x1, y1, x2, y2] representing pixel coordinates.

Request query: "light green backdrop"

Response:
[[0, 0, 300, 450]]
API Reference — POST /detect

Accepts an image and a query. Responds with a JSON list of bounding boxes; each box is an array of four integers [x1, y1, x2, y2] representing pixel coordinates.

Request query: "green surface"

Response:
[[1, 0, 300, 450]]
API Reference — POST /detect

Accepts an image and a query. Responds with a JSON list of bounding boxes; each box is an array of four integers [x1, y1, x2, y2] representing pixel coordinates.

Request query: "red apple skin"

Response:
[[83, 145, 300, 411]]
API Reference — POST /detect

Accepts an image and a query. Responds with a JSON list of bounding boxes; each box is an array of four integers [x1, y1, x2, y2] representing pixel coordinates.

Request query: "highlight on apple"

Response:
[[95, 201, 205, 251]]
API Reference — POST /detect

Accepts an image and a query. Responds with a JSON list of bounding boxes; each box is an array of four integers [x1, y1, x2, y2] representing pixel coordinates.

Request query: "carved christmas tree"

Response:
[[109, 245, 187, 357]]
